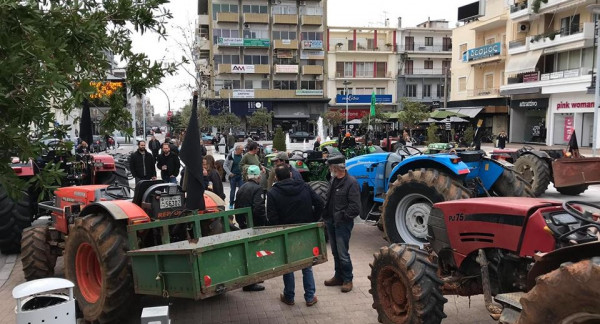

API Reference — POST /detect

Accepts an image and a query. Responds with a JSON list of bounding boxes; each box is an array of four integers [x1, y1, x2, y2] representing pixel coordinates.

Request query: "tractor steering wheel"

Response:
[[291, 150, 304, 156], [558, 201, 600, 239], [104, 182, 132, 199], [522, 145, 535, 152], [396, 145, 423, 156]]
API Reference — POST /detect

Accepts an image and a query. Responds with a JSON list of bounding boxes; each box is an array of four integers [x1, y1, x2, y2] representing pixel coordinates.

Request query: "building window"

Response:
[[300, 6, 323, 15], [424, 60, 433, 69], [213, 29, 240, 44], [272, 30, 297, 40], [437, 84, 445, 98], [215, 79, 242, 92], [242, 5, 267, 13], [273, 80, 297, 90], [375, 62, 386, 78], [214, 55, 240, 65], [442, 37, 452, 51], [301, 32, 323, 41], [459, 43, 467, 60], [405, 36, 414, 51], [485, 37, 495, 45], [356, 62, 374, 77], [198, 25, 209, 39], [243, 29, 269, 39], [560, 14, 580, 35], [261, 80, 270, 89], [243, 55, 269, 64], [272, 5, 297, 15], [344, 62, 353, 77], [458, 77, 466, 92], [355, 88, 371, 95], [212, 3, 238, 19], [442, 60, 450, 73], [423, 84, 431, 98], [376, 87, 385, 95], [300, 80, 322, 90], [425, 37, 433, 46], [337, 88, 346, 95], [406, 84, 417, 97], [484, 73, 494, 89]]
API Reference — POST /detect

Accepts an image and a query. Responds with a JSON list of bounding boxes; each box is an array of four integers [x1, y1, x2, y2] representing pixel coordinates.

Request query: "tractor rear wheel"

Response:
[[382, 169, 470, 246], [308, 181, 329, 242], [556, 184, 588, 196], [21, 225, 57, 281], [369, 244, 447, 324], [0, 186, 34, 254], [513, 154, 551, 197], [491, 168, 534, 197], [517, 258, 600, 324], [96, 162, 129, 187], [64, 213, 133, 323]]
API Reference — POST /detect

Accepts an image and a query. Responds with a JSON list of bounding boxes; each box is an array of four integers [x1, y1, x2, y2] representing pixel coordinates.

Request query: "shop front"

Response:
[[549, 92, 595, 147], [509, 97, 550, 144]]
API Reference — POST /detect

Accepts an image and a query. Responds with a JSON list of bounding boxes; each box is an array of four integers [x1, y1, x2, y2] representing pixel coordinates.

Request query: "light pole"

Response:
[[155, 87, 171, 135], [589, 4, 600, 156], [343, 80, 352, 133]]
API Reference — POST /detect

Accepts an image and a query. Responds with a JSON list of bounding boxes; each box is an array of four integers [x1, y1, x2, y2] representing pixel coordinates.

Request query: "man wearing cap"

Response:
[[234, 164, 267, 292], [322, 154, 360, 293], [267, 152, 302, 190]]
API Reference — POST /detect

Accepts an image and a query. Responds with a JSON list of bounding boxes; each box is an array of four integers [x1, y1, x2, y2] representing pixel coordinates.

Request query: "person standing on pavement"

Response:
[[322, 155, 360, 293], [227, 132, 236, 153], [267, 165, 323, 307], [156, 143, 180, 184], [148, 135, 161, 161], [202, 155, 225, 200], [129, 140, 156, 185], [223, 144, 244, 209], [313, 136, 321, 151], [497, 130, 508, 149], [267, 152, 302, 190], [234, 165, 267, 292], [240, 141, 264, 180]]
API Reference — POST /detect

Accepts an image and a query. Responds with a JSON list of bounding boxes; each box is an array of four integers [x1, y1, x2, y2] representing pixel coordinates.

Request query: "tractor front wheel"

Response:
[[513, 154, 551, 197], [517, 258, 600, 324], [64, 213, 133, 323], [491, 168, 534, 197], [369, 244, 447, 324], [0, 186, 34, 254], [382, 169, 470, 246], [21, 225, 57, 281]]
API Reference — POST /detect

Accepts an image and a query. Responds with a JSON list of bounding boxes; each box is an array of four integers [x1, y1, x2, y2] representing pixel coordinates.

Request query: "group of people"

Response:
[[129, 138, 181, 184]]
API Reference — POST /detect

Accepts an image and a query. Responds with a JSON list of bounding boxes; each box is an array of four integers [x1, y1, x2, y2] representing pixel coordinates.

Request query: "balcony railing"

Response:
[[530, 23, 583, 42], [506, 67, 591, 85], [401, 43, 452, 52], [468, 88, 500, 97], [334, 72, 393, 78], [510, 1, 528, 13], [509, 38, 527, 49], [332, 44, 395, 52], [402, 68, 447, 75]]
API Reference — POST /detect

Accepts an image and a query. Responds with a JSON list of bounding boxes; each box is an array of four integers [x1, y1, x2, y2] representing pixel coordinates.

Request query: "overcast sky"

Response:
[[132, 0, 478, 116]]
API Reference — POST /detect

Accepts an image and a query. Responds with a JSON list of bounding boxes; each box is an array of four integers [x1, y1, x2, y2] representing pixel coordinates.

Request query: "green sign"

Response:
[[295, 89, 323, 96], [243, 38, 270, 47]]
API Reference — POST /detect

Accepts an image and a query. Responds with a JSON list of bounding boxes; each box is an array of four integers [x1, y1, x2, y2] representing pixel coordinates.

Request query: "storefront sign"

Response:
[[282, 39, 291, 45], [332, 108, 370, 119], [302, 40, 323, 49], [563, 69, 580, 78], [564, 116, 574, 142], [217, 37, 243, 46], [300, 50, 325, 59], [275, 65, 299, 73], [550, 71, 564, 79], [205, 99, 272, 117], [295, 89, 323, 96], [336, 94, 393, 104], [277, 50, 294, 58], [233, 89, 255, 98], [540, 73, 550, 81], [463, 42, 501, 62], [243, 38, 270, 47], [556, 101, 595, 109], [510, 98, 549, 109], [522, 72, 539, 83], [231, 65, 255, 73]]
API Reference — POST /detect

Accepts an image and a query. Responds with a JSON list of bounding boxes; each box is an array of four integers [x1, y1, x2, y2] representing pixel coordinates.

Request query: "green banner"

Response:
[[243, 38, 270, 47]]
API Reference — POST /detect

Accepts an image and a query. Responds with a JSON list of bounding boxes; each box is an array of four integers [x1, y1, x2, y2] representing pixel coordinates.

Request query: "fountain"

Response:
[[317, 117, 325, 141], [285, 132, 291, 151], [303, 139, 307, 150]]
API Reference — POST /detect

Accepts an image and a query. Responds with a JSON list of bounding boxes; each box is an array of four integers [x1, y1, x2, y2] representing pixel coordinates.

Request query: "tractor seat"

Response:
[[132, 180, 164, 206]]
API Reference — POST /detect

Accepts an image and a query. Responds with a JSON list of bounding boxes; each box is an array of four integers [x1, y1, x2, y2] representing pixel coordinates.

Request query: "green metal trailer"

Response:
[[126, 207, 328, 299]]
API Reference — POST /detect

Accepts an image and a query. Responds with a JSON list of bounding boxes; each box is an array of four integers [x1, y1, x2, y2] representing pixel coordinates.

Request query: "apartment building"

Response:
[[450, 0, 510, 137], [396, 18, 453, 110], [326, 26, 398, 121], [196, 0, 328, 133], [502, 0, 597, 146]]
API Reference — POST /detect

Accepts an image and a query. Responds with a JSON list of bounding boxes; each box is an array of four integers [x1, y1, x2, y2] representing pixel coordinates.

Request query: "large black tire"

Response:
[[369, 244, 447, 324], [308, 181, 329, 242], [0, 186, 34, 254], [556, 184, 588, 196], [513, 154, 551, 197], [382, 169, 470, 246], [21, 225, 57, 281], [64, 213, 133, 323], [96, 162, 129, 187], [490, 168, 534, 197], [517, 258, 600, 324]]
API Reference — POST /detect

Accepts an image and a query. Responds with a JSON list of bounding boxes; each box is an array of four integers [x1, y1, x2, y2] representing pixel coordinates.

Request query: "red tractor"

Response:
[[369, 197, 600, 324]]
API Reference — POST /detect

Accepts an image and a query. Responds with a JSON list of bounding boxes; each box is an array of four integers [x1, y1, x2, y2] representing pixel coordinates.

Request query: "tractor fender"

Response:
[[520, 150, 551, 162], [388, 155, 469, 184], [79, 200, 150, 225]]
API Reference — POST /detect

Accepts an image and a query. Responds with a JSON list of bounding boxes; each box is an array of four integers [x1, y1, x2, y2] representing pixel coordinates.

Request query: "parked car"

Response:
[[234, 131, 246, 141], [201, 133, 214, 144], [91, 135, 107, 152], [289, 131, 313, 143]]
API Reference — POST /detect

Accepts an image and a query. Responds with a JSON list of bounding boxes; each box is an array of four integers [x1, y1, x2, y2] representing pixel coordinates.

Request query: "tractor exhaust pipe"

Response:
[[476, 249, 503, 320]]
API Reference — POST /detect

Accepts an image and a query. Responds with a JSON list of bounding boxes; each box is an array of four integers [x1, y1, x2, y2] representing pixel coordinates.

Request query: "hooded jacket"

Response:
[[267, 179, 324, 225]]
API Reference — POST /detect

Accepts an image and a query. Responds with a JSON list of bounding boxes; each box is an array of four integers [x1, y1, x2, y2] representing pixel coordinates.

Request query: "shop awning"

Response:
[[437, 107, 483, 118], [505, 50, 543, 75]]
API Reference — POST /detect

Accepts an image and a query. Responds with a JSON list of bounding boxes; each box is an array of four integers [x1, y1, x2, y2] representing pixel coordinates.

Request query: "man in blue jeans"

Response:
[[267, 165, 324, 306], [322, 155, 360, 293], [223, 144, 244, 208]]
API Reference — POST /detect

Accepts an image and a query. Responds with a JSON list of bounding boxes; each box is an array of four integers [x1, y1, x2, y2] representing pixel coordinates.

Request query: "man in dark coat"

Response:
[[148, 135, 161, 160], [267, 165, 323, 306], [322, 155, 360, 293], [129, 140, 156, 185], [156, 142, 180, 183]]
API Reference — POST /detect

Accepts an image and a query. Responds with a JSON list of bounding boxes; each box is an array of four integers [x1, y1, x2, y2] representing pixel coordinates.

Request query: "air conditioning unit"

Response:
[[315, 75, 323, 80], [518, 22, 530, 33], [299, 1, 307, 5]]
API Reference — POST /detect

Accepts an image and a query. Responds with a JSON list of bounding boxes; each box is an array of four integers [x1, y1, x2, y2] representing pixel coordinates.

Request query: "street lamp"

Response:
[[343, 80, 352, 133], [155, 87, 171, 135], [588, 4, 600, 156]]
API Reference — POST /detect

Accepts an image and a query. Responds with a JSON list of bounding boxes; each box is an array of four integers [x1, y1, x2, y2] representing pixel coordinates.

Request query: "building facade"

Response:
[[326, 26, 398, 124], [501, 0, 597, 146], [196, 0, 328, 133], [450, 0, 510, 139], [396, 19, 453, 110]]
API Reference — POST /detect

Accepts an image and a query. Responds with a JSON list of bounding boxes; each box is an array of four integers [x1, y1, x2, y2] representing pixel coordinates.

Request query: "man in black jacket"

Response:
[[148, 135, 161, 161], [129, 140, 156, 185], [322, 155, 360, 293], [156, 143, 180, 183], [267, 165, 323, 306]]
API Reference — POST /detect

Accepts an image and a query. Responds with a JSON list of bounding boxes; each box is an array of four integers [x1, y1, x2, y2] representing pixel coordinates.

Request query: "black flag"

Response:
[[567, 130, 580, 158], [79, 99, 93, 146], [179, 91, 206, 210]]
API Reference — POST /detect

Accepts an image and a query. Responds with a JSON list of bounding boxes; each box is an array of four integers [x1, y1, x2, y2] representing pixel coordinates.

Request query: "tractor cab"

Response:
[[132, 180, 185, 220]]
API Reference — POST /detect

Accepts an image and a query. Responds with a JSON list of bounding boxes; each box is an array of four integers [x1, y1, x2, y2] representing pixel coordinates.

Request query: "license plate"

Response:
[[159, 195, 182, 209]]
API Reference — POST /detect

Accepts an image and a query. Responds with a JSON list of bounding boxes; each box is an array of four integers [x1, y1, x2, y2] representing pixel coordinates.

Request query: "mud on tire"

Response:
[[491, 168, 534, 198], [513, 154, 551, 197], [21, 225, 57, 281], [64, 213, 133, 323], [308, 181, 330, 242], [0, 186, 34, 254], [517, 258, 600, 324], [369, 244, 447, 324]]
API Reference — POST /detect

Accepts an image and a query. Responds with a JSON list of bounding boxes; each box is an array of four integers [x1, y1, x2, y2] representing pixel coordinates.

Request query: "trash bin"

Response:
[[218, 143, 226, 154], [13, 278, 76, 324]]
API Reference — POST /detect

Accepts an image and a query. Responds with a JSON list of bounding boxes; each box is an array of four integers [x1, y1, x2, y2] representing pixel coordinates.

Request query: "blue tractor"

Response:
[[346, 145, 532, 246]]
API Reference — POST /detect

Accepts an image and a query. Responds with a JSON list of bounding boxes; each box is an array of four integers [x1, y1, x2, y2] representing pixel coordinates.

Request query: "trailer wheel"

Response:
[[556, 184, 588, 196], [369, 244, 447, 324], [382, 169, 469, 246], [517, 258, 600, 324], [64, 213, 133, 323], [0, 186, 34, 254], [514, 154, 551, 197], [491, 168, 534, 198], [21, 225, 57, 281]]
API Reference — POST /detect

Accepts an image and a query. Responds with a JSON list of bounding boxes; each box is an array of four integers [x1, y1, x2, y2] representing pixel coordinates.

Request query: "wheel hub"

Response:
[[75, 242, 102, 303], [396, 193, 431, 244], [518, 165, 534, 182], [378, 266, 409, 322]]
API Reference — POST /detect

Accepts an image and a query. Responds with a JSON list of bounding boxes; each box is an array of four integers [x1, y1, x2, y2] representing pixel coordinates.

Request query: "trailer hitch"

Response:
[[476, 249, 502, 320]]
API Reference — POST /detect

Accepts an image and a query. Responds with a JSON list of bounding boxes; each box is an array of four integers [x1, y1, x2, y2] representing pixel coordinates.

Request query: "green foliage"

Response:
[[248, 108, 272, 130], [273, 127, 286, 152], [426, 123, 440, 144], [398, 98, 430, 137], [464, 126, 476, 145], [214, 112, 240, 132], [360, 104, 387, 127], [532, 0, 541, 13], [0, 1, 176, 195], [323, 110, 345, 128]]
